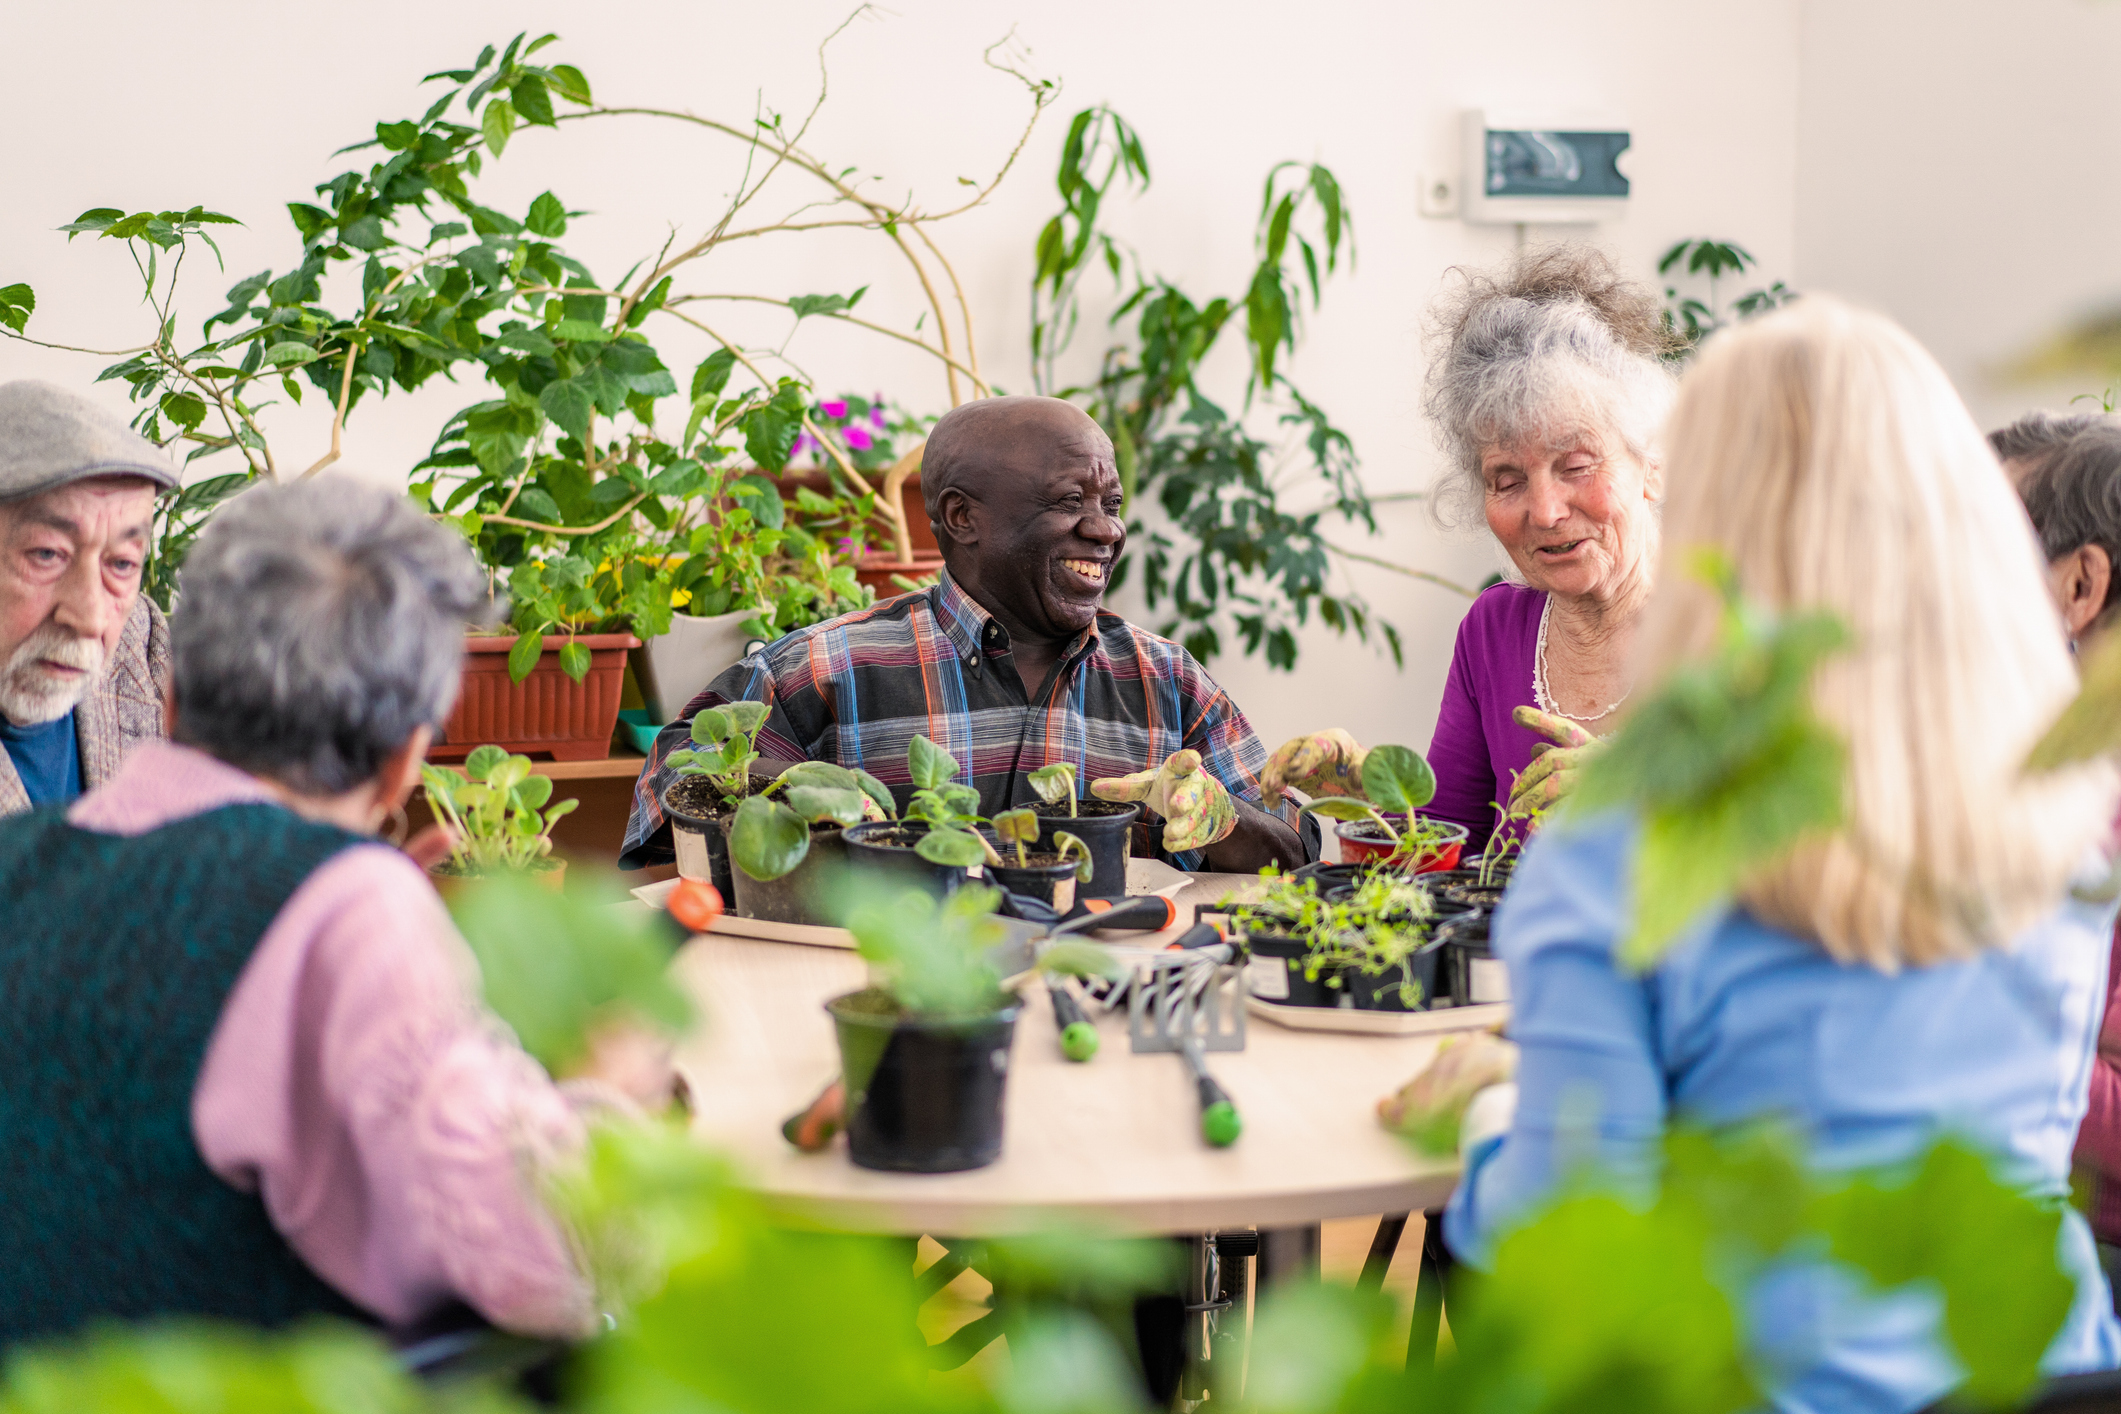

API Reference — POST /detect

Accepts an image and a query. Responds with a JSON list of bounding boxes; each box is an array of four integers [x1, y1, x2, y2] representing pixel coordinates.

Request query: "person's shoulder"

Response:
[[1088, 611, 1218, 686], [1463, 580, 1546, 631]]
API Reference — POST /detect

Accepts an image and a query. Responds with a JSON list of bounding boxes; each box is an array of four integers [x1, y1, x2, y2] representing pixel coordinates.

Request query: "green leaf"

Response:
[[908, 734, 957, 790], [261, 342, 319, 368], [1359, 743, 1435, 816], [851, 768, 895, 816], [465, 744, 511, 781], [0, 282, 34, 334], [481, 97, 517, 156], [783, 785, 864, 827], [787, 288, 867, 319], [450, 872, 691, 1072], [539, 377, 595, 442], [915, 828, 988, 868], [740, 381, 807, 471], [992, 808, 1040, 847], [1301, 797, 1380, 823], [730, 795, 812, 881], [777, 759, 857, 793], [506, 630, 543, 683], [512, 773, 556, 811], [547, 63, 593, 105], [526, 190, 567, 238], [691, 347, 737, 401], [725, 701, 770, 736], [1028, 762, 1077, 807], [558, 641, 592, 681], [512, 72, 556, 127], [730, 473, 786, 531]]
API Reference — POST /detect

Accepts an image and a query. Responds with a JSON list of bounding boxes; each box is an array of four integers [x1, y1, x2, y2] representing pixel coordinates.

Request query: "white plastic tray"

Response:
[[1245, 997, 1509, 1037]]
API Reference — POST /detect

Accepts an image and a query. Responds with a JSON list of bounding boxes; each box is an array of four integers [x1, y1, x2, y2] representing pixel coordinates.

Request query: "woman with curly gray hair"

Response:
[[1420, 245, 1677, 850]]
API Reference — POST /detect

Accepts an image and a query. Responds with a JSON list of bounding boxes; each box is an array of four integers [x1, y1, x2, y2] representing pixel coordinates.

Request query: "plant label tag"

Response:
[[1470, 957, 1510, 1004], [1246, 955, 1290, 1001]]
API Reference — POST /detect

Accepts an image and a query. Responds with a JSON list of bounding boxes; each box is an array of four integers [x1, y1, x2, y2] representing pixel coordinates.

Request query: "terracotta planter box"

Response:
[[433, 633, 640, 762], [853, 552, 945, 596]]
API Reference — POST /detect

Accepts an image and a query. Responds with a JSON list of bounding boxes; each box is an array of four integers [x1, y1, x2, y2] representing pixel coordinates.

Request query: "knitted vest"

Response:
[[0, 802, 373, 1345]]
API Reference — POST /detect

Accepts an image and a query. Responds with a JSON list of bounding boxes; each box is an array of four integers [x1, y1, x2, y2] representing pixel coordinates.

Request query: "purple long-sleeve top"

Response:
[[1425, 582, 1549, 853]]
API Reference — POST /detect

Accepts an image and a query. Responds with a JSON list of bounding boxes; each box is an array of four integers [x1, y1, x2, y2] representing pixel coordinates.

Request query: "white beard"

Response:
[[0, 624, 105, 726]]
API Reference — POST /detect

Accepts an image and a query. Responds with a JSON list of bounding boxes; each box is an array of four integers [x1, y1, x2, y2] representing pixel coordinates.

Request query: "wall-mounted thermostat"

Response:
[[1460, 111, 1630, 225]]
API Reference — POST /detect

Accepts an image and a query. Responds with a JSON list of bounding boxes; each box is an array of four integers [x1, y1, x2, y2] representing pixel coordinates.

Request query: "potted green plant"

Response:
[[827, 883, 1113, 1172], [1296, 744, 1469, 873], [985, 807, 1092, 911], [662, 701, 770, 898], [1229, 868, 1442, 1012], [1027, 762, 1139, 900], [420, 744, 579, 896], [840, 735, 995, 896], [721, 760, 892, 926]]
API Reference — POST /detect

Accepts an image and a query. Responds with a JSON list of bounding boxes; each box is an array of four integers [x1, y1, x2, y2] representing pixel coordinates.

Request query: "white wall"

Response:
[[1, 0, 1801, 758], [1796, 0, 2121, 432]]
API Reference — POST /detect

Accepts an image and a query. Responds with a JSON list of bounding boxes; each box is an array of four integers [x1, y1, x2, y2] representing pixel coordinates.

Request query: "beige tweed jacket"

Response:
[[0, 596, 169, 818]]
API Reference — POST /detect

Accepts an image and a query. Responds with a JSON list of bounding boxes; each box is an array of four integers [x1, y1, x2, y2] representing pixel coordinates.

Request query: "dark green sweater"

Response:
[[0, 802, 373, 1345]]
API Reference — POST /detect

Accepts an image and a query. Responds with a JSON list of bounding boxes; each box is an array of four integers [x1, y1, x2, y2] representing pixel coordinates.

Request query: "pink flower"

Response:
[[820, 400, 848, 419], [870, 404, 887, 428], [844, 425, 874, 451]]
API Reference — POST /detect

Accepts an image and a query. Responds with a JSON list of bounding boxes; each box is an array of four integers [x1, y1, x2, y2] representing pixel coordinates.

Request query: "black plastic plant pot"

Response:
[[1443, 880, 1509, 910], [1032, 800, 1140, 900], [986, 855, 1082, 913], [1439, 913, 1509, 1007], [828, 989, 1021, 1173], [1242, 934, 1348, 1008], [840, 821, 965, 899], [723, 822, 846, 926], [664, 778, 736, 902], [1347, 939, 1447, 1012], [1293, 861, 1365, 892]]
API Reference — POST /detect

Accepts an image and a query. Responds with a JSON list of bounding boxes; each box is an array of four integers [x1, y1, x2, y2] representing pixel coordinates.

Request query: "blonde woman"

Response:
[[1410, 299, 2121, 1409]]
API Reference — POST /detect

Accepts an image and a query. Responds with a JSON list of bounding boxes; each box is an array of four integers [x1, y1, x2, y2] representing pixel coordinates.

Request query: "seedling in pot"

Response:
[[992, 807, 1092, 881], [727, 759, 895, 881], [1298, 743, 1460, 870], [1227, 866, 1436, 1007], [422, 744, 579, 876], [1028, 761, 1079, 817], [903, 734, 1004, 868], [665, 700, 772, 806]]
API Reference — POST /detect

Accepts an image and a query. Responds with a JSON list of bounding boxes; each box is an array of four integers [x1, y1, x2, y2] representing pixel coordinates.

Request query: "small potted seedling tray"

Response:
[[666, 775, 737, 900], [1031, 800, 1139, 900]]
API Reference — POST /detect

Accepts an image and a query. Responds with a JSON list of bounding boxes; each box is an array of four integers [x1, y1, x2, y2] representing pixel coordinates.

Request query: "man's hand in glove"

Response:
[[1091, 748, 1238, 852], [1260, 728, 1369, 812], [1508, 706, 1600, 815]]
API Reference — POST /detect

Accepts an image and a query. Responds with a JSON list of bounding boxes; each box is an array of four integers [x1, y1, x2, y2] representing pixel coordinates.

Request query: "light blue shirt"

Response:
[[1445, 814, 2121, 1413]]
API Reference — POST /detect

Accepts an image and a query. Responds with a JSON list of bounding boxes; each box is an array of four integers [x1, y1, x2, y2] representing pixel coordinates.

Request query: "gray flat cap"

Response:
[[0, 379, 180, 501]]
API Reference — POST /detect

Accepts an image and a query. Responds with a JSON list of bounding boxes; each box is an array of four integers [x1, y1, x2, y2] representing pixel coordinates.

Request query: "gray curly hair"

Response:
[[1422, 245, 1679, 530]]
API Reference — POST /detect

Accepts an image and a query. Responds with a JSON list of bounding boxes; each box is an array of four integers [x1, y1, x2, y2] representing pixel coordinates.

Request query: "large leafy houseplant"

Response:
[[1, 26, 1055, 672], [1030, 108, 1473, 670]]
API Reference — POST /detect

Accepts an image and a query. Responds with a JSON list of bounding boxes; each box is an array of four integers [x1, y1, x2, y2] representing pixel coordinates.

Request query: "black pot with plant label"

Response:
[[1439, 912, 1508, 1007], [842, 821, 966, 898], [665, 777, 736, 901], [724, 820, 846, 926], [827, 988, 1021, 1172], [1242, 933, 1348, 1008], [1031, 800, 1139, 899], [1343, 937, 1447, 1012], [986, 855, 1081, 912]]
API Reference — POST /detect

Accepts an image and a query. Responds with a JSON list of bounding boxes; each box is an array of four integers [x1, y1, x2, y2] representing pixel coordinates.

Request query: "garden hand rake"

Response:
[[1127, 948, 1247, 1147]]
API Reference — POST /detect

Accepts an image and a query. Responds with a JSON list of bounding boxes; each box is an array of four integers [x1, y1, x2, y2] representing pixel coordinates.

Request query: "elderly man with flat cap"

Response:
[[622, 395, 1304, 872], [0, 380, 176, 816]]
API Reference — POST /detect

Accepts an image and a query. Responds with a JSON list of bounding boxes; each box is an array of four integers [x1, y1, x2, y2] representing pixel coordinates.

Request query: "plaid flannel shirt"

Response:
[[620, 570, 1284, 870]]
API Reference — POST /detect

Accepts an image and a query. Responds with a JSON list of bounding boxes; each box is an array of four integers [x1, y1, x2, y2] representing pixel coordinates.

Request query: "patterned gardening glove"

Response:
[[1377, 1029, 1519, 1154], [1090, 748, 1239, 853], [1508, 706, 1600, 815], [1259, 728, 1369, 812]]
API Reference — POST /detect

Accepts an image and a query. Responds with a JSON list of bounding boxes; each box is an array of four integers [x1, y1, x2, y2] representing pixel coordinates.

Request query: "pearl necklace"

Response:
[[1532, 595, 1630, 724]]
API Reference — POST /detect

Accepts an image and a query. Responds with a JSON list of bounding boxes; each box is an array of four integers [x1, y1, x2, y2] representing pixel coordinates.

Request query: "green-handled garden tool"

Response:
[[1127, 946, 1247, 1147]]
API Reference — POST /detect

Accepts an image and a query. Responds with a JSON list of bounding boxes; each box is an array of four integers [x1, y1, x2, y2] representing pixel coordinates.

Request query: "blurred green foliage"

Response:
[[1573, 550, 1851, 965]]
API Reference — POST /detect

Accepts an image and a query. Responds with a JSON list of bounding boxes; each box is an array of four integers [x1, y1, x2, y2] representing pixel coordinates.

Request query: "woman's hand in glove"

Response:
[[1260, 728, 1369, 811], [1507, 706, 1600, 815]]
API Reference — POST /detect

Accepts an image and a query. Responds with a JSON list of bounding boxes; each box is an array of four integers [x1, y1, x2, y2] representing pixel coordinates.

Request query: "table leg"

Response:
[[1254, 1224, 1321, 1288], [1359, 1213, 1410, 1292], [1201, 1230, 1258, 1404], [1405, 1209, 1455, 1372]]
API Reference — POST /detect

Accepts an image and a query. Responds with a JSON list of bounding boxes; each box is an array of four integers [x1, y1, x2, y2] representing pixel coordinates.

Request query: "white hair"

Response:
[[1422, 245, 1678, 530]]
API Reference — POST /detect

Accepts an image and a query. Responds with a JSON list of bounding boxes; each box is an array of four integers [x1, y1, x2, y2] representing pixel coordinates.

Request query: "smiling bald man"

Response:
[[0, 382, 176, 817], [623, 395, 1303, 873]]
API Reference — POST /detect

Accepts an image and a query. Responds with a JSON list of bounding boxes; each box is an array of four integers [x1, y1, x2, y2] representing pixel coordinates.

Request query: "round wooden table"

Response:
[[671, 872, 1469, 1239]]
